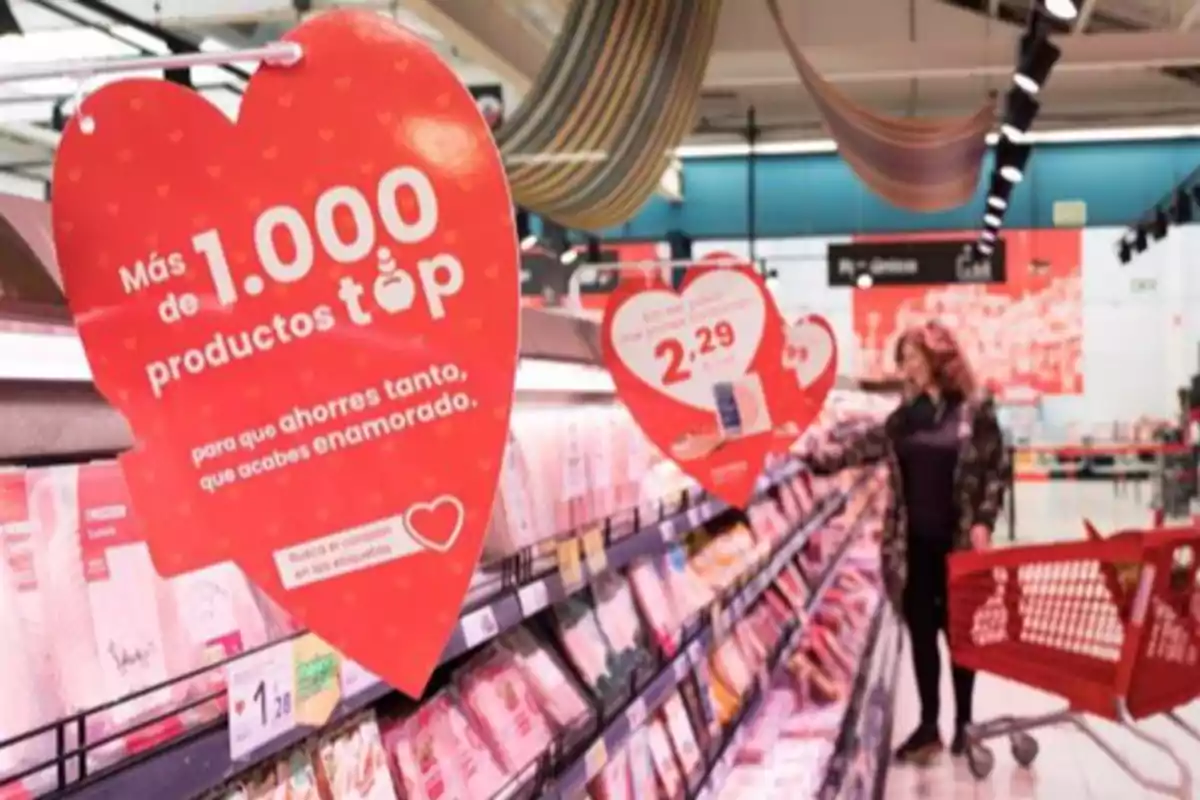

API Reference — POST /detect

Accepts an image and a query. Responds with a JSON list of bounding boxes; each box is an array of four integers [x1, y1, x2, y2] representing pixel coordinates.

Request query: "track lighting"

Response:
[[561, 249, 579, 266], [986, 171, 1013, 211], [983, 213, 1001, 228], [980, 229, 997, 242], [520, 236, 538, 251], [1042, 0, 1078, 21], [996, 137, 1032, 184], [1134, 227, 1148, 252], [1014, 34, 1062, 95], [1117, 240, 1131, 265], [1001, 88, 1040, 140], [585, 237, 603, 264]]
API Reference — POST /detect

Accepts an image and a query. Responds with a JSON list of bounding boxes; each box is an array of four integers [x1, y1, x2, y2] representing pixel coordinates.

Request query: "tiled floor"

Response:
[[885, 482, 1200, 799]]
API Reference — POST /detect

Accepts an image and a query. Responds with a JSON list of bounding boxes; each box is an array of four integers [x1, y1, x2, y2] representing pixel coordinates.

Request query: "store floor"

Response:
[[885, 482, 1200, 799]]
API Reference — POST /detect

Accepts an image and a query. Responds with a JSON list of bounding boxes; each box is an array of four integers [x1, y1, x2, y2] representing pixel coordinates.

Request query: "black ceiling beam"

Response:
[[935, 0, 1200, 91], [25, 0, 250, 85]]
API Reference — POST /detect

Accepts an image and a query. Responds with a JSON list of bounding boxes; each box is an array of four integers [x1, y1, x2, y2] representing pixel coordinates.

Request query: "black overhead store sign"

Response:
[[826, 240, 1007, 287]]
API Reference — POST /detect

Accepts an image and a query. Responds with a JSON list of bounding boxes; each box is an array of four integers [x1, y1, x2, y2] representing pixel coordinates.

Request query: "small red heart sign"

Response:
[[784, 313, 838, 409], [602, 255, 823, 507], [50, 10, 519, 697]]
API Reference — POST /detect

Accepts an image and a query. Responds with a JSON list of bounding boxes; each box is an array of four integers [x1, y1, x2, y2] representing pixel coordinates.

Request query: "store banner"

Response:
[[469, 84, 504, 130], [602, 253, 829, 507], [827, 240, 1007, 287], [49, 10, 520, 698]]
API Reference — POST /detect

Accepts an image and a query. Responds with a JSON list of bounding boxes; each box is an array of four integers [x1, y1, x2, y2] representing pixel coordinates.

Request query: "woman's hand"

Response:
[[969, 524, 992, 551]]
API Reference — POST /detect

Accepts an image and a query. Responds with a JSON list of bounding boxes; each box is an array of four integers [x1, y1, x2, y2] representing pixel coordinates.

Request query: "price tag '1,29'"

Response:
[[227, 640, 296, 760]]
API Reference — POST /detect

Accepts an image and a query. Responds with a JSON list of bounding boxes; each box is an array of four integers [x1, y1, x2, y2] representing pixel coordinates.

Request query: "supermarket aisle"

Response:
[[886, 482, 1200, 799]]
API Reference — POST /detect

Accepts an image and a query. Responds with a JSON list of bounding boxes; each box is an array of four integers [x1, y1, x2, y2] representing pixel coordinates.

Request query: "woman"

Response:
[[805, 321, 1007, 764]]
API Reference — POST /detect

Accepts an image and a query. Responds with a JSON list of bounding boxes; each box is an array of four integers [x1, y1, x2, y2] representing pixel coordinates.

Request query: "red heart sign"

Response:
[[785, 313, 838, 410], [602, 256, 822, 507], [50, 10, 519, 697]]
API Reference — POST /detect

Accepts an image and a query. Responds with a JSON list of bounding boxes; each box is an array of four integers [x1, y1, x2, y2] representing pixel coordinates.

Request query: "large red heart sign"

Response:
[[602, 257, 821, 507], [785, 313, 838, 410], [50, 10, 519, 697]]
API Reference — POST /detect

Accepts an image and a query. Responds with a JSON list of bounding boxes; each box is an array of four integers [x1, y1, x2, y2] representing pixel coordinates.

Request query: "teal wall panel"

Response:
[[586, 138, 1200, 240]]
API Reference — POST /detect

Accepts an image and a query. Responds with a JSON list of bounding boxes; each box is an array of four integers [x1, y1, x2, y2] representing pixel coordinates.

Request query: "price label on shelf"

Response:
[[581, 525, 608, 574], [227, 640, 296, 760], [557, 538, 584, 588], [584, 739, 609, 778], [518, 580, 550, 616], [625, 697, 648, 730], [658, 519, 676, 542], [673, 653, 692, 682], [602, 259, 829, 509], [459, 604, 500, 649], [50, 9, 521, 701], [339, 657, 378, 699]]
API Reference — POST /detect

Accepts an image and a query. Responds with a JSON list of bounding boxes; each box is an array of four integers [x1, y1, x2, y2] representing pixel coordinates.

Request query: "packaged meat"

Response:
[[588, 744, 632, 800], [625, 728, 659, 799], [483, 415, 541, 559], [497, 628, 592, 732], [552, 596, 621, 703], [590, 575, 651, 674], [659, 694, 701, 777], [645, 720, 685, 799], [455, 646, 555, 773], [215, 749, 321, 800], [312, 712, 397, 800], [627, 560, 680, 654], [381, 690, 508, 800]]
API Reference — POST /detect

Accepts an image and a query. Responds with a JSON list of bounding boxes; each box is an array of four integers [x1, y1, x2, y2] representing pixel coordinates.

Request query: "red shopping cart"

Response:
[[948, 524, 1200, 797]]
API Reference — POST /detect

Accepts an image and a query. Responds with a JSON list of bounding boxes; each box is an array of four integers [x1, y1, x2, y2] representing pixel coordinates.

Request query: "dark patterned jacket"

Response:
[[809, 392, 1009, 610]]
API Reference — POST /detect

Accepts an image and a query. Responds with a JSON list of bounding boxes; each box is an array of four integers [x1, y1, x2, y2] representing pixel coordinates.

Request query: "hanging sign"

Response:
[[784, 314, 837, 415], [826, 240, 1007, 287], [50, 10, 520, 697], [602, 254, 824, 507]]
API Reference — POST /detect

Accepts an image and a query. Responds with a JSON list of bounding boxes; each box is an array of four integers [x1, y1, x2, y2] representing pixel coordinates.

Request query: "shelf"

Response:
[[541, 486, 851, 800], [692, 499, 877, 800], [41, 463, 807, 800]]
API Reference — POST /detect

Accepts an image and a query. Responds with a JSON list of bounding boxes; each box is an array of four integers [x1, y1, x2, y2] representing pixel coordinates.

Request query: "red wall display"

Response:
[[851, 229, 1083, 398]]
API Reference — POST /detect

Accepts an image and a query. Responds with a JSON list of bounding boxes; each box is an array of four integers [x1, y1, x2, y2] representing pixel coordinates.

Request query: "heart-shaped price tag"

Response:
[[602, 256, 822, 507], [784, 313, 838, 409], [50, 10, 519, 697]]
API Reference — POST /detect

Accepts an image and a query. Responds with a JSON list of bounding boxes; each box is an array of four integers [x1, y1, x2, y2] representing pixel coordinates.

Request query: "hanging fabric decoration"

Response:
[[497, 0, 721, 230], [765, 0, 995, 212]]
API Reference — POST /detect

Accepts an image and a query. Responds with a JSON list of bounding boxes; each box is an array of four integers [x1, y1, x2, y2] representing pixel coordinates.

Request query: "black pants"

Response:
[[904, 535, 976, 730]]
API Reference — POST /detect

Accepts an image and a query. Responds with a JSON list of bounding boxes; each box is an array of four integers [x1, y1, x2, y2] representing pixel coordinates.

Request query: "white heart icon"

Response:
[[404, 495, 464, 554], [610, 270, 766, 410], [785, 318, 835, 388]]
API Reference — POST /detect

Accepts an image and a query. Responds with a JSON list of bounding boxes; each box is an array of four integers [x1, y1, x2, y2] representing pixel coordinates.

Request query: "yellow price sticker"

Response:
[[581, 526, 608, 574], [291, 634, 342, 728], [584, 739, 609, 777], [557, 538, 583, 588]]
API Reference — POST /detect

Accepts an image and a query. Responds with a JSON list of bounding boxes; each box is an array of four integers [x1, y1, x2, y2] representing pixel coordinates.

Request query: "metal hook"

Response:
[[68, 74, 99, 135]]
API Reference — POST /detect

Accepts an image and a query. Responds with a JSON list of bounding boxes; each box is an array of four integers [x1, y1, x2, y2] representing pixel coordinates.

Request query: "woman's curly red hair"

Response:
[[894, 320, 977, 398]]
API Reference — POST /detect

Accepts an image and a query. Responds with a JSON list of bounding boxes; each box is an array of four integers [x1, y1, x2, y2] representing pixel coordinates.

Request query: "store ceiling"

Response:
[[0, 0, 1199, 193]]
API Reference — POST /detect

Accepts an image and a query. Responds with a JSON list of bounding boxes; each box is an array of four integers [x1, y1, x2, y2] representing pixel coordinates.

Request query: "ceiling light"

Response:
[[1001, 87, 1040, 140], [1042, 0, 1078, 21], [987, 195, 1008, 211], [520, 235, 538, 251], [980, 230, 996, 242], [560, 249, 579, 265], [987, 171, 1013, 208], [1014, 35, 1062, 95], [855, 273, 873, 289], [1000, 165, 1025, 183], [978, 242, 994, 256], [983, 213, 1001, 227]]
